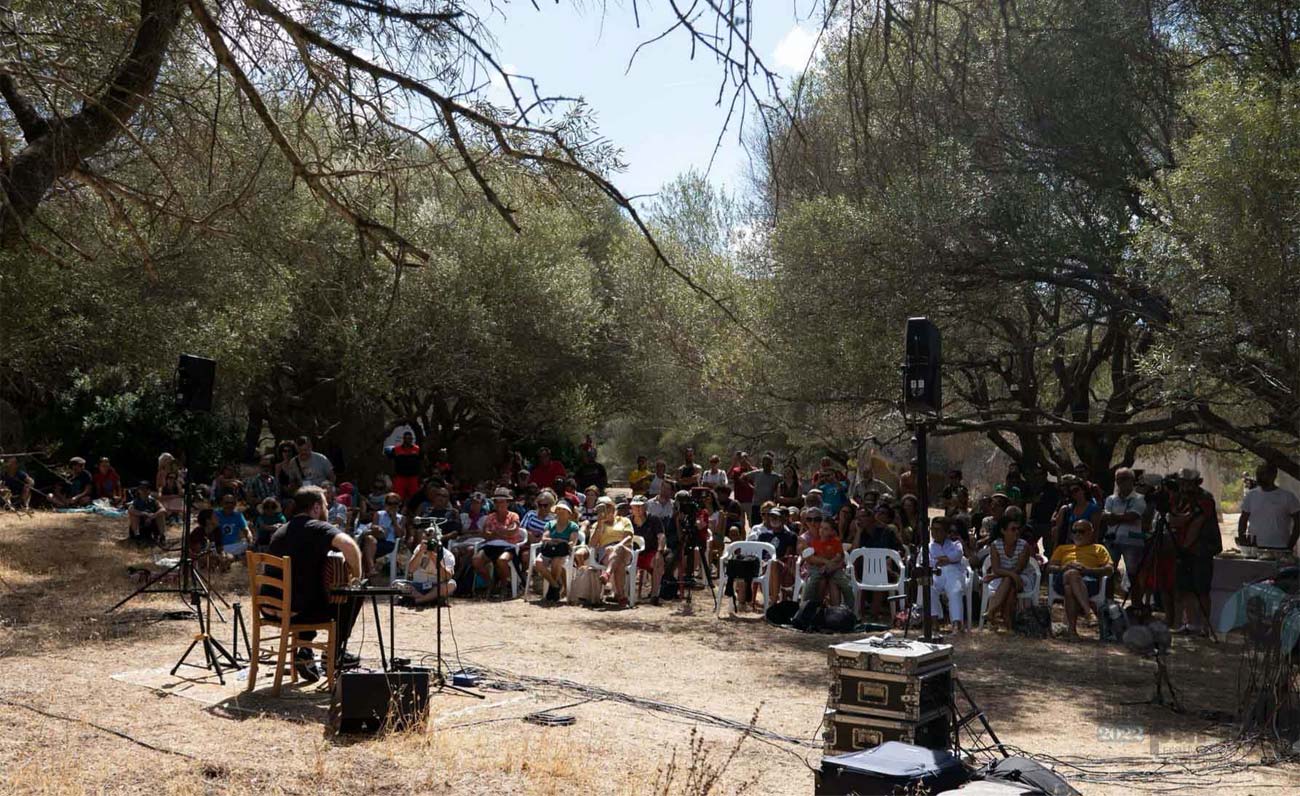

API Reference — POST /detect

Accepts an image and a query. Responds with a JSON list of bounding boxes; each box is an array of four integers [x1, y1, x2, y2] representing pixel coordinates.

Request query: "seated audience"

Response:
[[401, 536, 457, 606], [358, 492, 403, 576], [2, 457, 34, 509], [254, 497, 286, 552], [927, 516, 969, 633], [533, 501, 582, 603], [1046, 519, 1114, 638], [92, 457, 124, 505], [983, 510, 1031, 630], [580, 496, 635, 606], [472, 488, 523, 597], [214, 493, 251, 561], [127, 481, 167, 545], [245, 456, 279, 507], [629, 496, 667, 605], [752, 505, 798, 604], [51, 456, 93, 508], [628, 455, 653, 495], [210, 463, 244, 504], [800, 513, 854, 608]]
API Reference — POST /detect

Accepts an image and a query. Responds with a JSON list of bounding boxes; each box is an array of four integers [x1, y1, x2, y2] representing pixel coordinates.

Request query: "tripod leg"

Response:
[[106, 560, 184, 613]]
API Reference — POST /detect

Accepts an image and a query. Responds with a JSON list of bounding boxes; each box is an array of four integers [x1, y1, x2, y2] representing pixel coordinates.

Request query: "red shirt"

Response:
[[93, 468, 121, 499], [810, 537, 843, 561], [730, 466, 754, 503], [529, 460, 567, 488]]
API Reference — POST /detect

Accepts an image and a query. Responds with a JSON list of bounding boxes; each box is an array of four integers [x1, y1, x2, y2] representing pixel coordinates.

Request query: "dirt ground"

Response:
[[1, 512, 1297, 795]]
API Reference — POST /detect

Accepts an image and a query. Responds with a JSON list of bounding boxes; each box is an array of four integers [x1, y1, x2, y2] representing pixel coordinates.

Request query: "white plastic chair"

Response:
[[844, 548, 906, 619], [715, 540, 777, 617], [524, 530, 587, 600], [1047, 567, 1107, 615], [583, 534, 644, 606], [791, 547, 815, 603], [977, 556, 1041, 628]]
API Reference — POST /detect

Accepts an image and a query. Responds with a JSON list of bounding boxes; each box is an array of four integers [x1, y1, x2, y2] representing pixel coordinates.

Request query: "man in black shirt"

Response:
[[267, 486, 363, 681], [52, 456, 93, 508], [128, 481, 166, 545], [678, 447, 701, 489], [574, 448, 608, 493], [754, 506, 798, 602], [629, 497, 667, 604]]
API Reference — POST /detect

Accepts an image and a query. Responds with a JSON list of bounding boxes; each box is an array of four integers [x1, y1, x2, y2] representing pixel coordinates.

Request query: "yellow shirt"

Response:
[[628, 468, 653, 493], [1049, 543, 1112, 570], [590, 516, 632, 549]]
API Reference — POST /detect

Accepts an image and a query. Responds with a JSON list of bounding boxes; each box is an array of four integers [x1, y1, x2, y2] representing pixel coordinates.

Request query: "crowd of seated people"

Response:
[[15, 433, 1285, 641]]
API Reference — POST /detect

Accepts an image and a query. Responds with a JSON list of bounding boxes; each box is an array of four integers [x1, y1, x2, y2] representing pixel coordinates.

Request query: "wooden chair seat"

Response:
[[245, 551, 337, 695]]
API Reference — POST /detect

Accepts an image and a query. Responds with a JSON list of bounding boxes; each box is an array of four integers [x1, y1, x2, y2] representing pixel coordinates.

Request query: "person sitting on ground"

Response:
[[245, 456, 279, 508], [752, 505, 798, 604], [253, 497, 285, 552], [2, 457, 34, 510], [357, 492, 403, 577], [92, 457, 124, 506], [983, 510, 1031, 630], [533, 501, 582, 603], [801, 513, 854, 609], [214, 493, 251, 562], [581, 496, 636, 606], [188, 508, 228, 571], [401, 533, 457, 607], [629, 455, 653, 495], [629, 495, 667, 605], [472, 487, 523, 597], [322, 482, 349, 528], [927, 516, 969, 633], [1046, 519, 1114, 639], [210, 463, 244, 504], [128, 481, 167, 545], [155, 469, 183, 520]]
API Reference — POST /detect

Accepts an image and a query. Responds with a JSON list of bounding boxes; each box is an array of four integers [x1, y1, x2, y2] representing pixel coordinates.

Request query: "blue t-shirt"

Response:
[[215, 509, 248, 548], [521, 510, 551, 539], [544, 519, 580, 542], [820, 481, 848, 516]]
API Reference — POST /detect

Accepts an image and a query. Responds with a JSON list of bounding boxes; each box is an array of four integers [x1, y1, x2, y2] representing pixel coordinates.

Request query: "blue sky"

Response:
[[483, 2, 819, 204]]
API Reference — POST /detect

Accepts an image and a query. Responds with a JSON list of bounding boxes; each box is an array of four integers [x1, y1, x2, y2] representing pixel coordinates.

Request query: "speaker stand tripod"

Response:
[[1121, 651, 1183, 713], [171, 575, 241, 684]]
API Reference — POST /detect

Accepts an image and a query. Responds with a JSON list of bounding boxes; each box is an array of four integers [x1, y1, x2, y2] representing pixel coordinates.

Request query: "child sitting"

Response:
[[801, 515, 854, 608], [253, 497, 285, 552]]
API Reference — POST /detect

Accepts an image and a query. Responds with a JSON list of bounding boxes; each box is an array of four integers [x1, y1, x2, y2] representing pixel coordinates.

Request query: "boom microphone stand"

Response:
[[418, 519, 481, 699]]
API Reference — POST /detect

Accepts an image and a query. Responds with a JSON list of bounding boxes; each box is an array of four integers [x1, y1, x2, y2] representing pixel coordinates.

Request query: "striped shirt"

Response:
[[520, 509, 552, 541]]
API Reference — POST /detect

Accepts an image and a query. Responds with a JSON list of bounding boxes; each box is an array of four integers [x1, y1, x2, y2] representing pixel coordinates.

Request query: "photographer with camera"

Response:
[[400, 530, 457, 606], [1169, 469, 1220, 635]]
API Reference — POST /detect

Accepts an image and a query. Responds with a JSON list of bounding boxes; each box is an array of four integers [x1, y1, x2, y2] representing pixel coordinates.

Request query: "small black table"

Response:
[[330, 585, 404, 671]]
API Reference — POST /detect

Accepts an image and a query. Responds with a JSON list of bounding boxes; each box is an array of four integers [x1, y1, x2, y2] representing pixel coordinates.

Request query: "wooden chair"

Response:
[[245, 551, 336, 695]]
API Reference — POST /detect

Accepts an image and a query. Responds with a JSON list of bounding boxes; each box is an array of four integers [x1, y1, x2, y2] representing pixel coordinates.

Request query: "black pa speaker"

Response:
[[903, 317, 941, 415], [335, 669, 430, 733], [175, 354, 216, 412]]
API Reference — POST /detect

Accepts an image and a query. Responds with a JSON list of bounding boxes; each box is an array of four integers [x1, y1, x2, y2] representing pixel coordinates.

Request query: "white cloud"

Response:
[[772, 25, 818, 73]]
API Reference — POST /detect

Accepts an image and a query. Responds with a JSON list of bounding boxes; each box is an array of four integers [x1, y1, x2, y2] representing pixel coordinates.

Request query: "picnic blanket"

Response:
[[56, 499, 126, 518]]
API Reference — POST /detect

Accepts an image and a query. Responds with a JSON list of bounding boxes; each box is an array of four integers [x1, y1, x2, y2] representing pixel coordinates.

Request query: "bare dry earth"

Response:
[[1, 513, 1297, 795]]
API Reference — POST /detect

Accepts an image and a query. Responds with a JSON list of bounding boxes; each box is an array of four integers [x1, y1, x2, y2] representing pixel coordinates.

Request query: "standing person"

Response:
[[927, 516, 969, 633], [526, 447, 566, 490], [898, 462, 918, 501], [778, 459, 802, 507], [941, 470, 969, 517], [628, 455, 653, 495], [1239, 463, 1300, 553], [748, 452, 783, 524], [1073, 463, 1106, 504], [2, 457, 34, 509], [701, 455, 730, 489], [898, 494, 923, 548], [290, 436, 335, 487], [273, 441, 299, 497], [816, 465, 849, 519], [648, 459, 672, 495], [710, 484, 749, 560], [385, 431, 423, 503], [1046, 520, 1114, 639], [266, 486, 364, 682], [1170, 469, 1220, 635], [1101, 468, 1147, 601], [51, 457, 93, 508], [573, 448, 608, 493], [729, 451, 755, 523], [677, 448, 702, 490], [93, 457, 124, 505]]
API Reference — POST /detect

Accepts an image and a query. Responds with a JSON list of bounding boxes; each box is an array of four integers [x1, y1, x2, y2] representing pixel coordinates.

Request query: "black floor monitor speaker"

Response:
[[175, 354, 216, 412], [335, 669, 430, 733], [903, 317, 942, 415], [816, 741, 968, 795]]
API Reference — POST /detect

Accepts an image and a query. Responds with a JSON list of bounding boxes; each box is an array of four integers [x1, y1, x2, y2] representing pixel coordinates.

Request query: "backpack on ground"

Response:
[[765, 599, 799, 626], [792, 601, 825, 631], [821, 605, 857, 633]]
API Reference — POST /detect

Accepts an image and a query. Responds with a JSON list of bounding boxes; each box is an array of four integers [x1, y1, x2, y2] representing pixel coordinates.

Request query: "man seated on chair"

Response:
[[800, 515, 854, 609], [628, 496, 667, 605], [751, 504, 798, 605], [127, 481, 167, 545], [266, 486, 364, 681], [581, 496, 635, 607], [1046, 519, 1114, 639], [927, 516, 969, 633], [358, 492, 403, 577]]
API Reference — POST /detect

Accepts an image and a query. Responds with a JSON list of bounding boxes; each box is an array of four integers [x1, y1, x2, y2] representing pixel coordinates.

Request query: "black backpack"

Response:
[[765, 599, 800, 626], [658, 576, 679, 600], [821, 605, 857, 633], [792, 601, 825, 631]]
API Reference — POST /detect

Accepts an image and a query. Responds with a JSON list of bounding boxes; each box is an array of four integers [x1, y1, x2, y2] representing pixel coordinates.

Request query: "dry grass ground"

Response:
[[1, 512, 1297, 795]]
